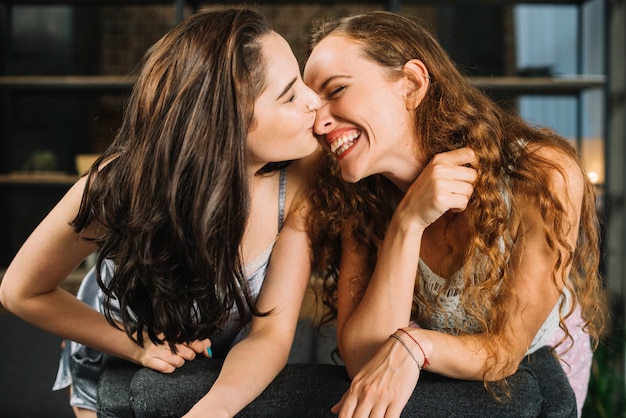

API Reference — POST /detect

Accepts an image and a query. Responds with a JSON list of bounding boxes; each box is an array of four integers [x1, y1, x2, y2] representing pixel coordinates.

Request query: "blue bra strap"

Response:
[[278, 167, 287, 232]]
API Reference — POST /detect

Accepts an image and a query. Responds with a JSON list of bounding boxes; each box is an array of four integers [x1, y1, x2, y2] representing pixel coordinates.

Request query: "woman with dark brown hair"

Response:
[[0, 8, 321, 418], [304, 10, 607, 418]]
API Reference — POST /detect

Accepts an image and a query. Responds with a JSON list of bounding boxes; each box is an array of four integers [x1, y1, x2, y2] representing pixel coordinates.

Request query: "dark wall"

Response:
[[0, 312, 74, 418]]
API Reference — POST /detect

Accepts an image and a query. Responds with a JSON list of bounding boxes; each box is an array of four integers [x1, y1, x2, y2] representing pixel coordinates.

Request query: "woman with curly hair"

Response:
[[0, 8, 322, 418], [304, 10, 607, 418]]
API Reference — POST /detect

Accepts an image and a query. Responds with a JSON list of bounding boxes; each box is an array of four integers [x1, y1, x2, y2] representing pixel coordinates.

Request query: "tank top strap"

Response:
[[278, 167, 287, 232]]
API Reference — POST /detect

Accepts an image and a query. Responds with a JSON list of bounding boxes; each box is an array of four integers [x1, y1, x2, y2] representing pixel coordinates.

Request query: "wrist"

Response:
[[389, 332, 424, 370], [114, 328, 146, 365], [389, 208, 429, 246], [396, 328, 431, 369], [394, 193, 434, 231]]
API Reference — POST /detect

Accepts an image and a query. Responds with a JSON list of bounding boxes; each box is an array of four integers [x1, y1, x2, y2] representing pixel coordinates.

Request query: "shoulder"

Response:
[[512, 143, 586, 235], [525, 143, 585, 198]]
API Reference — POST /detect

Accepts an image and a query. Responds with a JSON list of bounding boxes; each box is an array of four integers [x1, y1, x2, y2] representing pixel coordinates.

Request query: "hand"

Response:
[[138, 335, 212, 373], [332, 336, 420, 418], [399, 147, 478, 229], [182, 404, 230, 418]]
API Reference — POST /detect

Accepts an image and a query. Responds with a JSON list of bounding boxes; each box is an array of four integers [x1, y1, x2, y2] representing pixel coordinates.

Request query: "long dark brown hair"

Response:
[[307, 11, 607, 382], [72, 8, 274, 348]]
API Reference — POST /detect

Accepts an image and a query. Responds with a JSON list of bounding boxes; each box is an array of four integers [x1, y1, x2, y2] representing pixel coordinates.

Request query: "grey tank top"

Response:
[[210, 167, 287, 354], [74, 167, 288, 357], [53, 168, 288, 404]]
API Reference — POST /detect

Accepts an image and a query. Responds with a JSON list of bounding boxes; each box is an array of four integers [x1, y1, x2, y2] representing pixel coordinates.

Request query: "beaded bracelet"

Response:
[[389, 333, 423, 370], [398, 328, 430, 369]]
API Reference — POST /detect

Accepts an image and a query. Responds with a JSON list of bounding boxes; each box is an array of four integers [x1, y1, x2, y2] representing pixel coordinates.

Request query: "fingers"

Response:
[[144, 353, 182, 374], [330, 393, 346, 415], [424, 147, 478, 212], [347, 386, 387, 418], [141, 338, 213, 373], [403, 157, 476, 226], [335, 391, 357, 418], [429, 149, 478, 183], [442, 176, 475, 211], [164, 339, 211, 363], [431, 146, 478, 169], [185, 338, 212, 357], [335, 392, 400, 418], [332, 333, 421, 418]]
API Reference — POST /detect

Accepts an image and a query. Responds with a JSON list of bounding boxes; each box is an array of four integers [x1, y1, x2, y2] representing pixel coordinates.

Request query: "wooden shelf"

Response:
[[0, 173, 79, 185], [1, 0, 591, 4], [4, 0, 179, 4], [470, 75, 606, 95], [0, 76, 134, 92], [386, 0, 588, 3], [0, 75, 605, 94]]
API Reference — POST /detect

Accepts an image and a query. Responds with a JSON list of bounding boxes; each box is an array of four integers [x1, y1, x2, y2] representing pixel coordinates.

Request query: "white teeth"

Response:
[[330, 131, 360, 154]]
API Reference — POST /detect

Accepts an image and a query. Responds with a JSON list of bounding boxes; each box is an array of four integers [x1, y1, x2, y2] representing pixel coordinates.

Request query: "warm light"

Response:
[[568, 137, 604, 186], [588, 171, 600, 184]]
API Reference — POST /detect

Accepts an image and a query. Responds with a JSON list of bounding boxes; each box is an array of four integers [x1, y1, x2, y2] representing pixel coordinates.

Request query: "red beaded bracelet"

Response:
[[398, 328, 430, 369]]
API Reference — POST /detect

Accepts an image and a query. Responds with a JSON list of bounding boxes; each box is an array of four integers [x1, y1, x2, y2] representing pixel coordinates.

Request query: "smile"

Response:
[[328, 130, 360, 158]]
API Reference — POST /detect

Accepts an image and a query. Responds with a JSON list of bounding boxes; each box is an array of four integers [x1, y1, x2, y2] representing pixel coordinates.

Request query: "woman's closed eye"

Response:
[[328, 85, 347, 99]]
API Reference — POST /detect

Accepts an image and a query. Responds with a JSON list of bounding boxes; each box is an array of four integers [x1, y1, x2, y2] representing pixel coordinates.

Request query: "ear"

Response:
[[402, 59, 430, 110]]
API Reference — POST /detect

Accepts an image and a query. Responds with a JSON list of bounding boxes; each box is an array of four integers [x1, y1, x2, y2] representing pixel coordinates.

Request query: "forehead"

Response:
[[310, 35, 359, 63], [304, 35, 367, 87], [261, 32, 297, 74]]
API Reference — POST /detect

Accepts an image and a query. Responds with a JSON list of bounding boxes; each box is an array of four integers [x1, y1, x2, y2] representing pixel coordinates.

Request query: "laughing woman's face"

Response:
[[304, 34, 419, 184]]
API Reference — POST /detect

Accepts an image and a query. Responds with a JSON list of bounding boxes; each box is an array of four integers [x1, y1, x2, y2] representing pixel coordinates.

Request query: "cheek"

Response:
[[277, 109, 306, 134]]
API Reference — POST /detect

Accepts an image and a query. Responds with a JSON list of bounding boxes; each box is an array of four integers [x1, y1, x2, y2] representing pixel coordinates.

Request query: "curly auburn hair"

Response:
[[71, 8, 281, 349], [306, 11, 607, 383]]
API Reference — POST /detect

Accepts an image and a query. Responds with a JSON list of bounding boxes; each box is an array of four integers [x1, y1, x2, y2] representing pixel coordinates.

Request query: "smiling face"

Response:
[[247, 32, 321, 172], [304, 34, 422, 186]]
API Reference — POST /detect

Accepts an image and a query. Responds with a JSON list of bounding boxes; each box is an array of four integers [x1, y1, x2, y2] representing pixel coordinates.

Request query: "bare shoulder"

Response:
[[518, 144, 587, 223], [528, 143, 585, 195]]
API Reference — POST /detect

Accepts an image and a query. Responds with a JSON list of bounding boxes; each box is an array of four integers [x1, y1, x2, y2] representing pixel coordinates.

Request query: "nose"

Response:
[[312, 101, 333, 136], [304, 88, 332, 135], [306, 89, 322, 113]]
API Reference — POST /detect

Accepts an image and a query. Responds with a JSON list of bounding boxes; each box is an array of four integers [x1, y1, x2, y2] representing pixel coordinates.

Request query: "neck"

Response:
[[248, 160, 267, 179], [381, 158, 424, 192], [379, 136, 425, 192]]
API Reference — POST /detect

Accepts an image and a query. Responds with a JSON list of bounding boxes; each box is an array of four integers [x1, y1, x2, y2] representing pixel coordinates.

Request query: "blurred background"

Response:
[[0, 0, 623, 416]]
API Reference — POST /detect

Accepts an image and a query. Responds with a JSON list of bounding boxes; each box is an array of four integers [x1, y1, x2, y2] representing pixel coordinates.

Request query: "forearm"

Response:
[[7, 286, 143, 364], [189, 331, 292, 417], [186, 207, 312, 416], [401, 327, 522, 381], [340, 212, 425, 376]]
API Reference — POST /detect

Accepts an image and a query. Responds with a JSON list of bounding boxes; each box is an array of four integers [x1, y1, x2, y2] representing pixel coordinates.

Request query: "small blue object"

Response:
[[207, 347, 213, 358]]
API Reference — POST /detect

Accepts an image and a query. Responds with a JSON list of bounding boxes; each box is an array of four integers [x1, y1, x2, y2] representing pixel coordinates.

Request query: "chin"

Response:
[[306, 140, 320, 153], [298, 146, 318, 158], [339, 169, 363, 184], [337, 154, 366, 183]]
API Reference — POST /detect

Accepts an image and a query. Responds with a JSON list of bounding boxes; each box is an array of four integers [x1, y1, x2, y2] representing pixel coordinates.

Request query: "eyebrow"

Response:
[[276, 77, 297, 101]]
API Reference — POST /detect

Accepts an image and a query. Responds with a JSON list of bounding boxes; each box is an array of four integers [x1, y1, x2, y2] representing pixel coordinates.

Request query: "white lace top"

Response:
[[416, 258, 566, 354], [416, 172, 569, 355]]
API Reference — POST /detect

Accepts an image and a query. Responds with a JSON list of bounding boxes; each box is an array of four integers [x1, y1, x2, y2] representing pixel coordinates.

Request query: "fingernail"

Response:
[[207, 347, 213, 358]]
